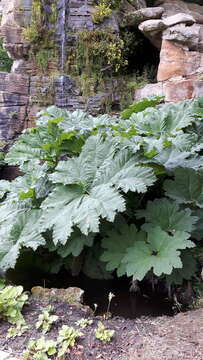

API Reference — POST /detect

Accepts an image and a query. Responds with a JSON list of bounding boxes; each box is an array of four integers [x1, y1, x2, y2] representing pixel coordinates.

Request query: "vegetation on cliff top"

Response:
[[0, 40, 13, 72]]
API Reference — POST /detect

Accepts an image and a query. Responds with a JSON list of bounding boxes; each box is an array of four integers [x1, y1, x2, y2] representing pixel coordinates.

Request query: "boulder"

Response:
[[163, 23, 201, 51], [157, 40, 202, 82], [162, 13, 195, 27], [164, 79, 203, 102], [124, 7, 164, 26], [138, 19, 166, 33], [134, 82, 164, 101], [31, 286, 84, 305]]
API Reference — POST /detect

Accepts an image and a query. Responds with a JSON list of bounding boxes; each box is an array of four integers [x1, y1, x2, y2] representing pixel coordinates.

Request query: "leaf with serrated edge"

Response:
[[0, 210, 45, 270], [137, 198, 198, 233], [122, 226, 195, 280], [164, 168, 203, 207], [101, 223, 138, 276]]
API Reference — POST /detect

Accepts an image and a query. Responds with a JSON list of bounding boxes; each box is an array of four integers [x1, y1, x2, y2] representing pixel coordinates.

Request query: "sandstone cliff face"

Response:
[[0, 0, 203, 140], [134, 0, 203, 102]]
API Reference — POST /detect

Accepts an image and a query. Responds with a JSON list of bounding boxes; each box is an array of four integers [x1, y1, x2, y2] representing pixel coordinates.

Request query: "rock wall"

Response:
[[0, 0, 203, 140], [133, 0, 203, 101], [0, 0, 126, 140]]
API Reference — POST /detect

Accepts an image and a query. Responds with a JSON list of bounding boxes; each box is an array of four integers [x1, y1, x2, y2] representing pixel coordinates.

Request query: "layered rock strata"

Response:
[[1, 0, 203, 140], [0, 0, 124, 140], [133, 0, 203, 102]]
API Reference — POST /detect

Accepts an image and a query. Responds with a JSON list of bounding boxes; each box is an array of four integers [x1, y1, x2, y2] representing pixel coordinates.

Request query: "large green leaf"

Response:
[[42, 136, 156, 244], [82, 244, 113, 279], [165, 250, 197, 285], [121, 96, 163, 120], [133, 100, 195, 136], [137, 198, 198, 233], [49, 135, 115, 187], [164, 168, 203, 207], [101, 223, 137, 276], [0, 210, 45, 270], [122, 226, 195, 280], [36, 106, 68, 126], [95, 148, 156, 193], [59, 109, 117, 135], [191, 209, 203, 240], [40, 184, 125, 244], [57, 230, 95, 257]]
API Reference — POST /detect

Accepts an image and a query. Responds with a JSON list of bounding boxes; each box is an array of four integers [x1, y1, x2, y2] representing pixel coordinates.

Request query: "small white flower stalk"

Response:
[[103, 292, 115, 319]]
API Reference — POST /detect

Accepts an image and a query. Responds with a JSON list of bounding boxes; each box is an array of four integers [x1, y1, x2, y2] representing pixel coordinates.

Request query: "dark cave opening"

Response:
[[121, 27, 160, 82]]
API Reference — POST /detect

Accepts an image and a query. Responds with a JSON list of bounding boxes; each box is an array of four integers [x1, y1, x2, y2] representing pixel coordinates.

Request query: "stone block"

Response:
[[0, 72, 29, 95], [164, 79, 203, 102], [134, 82, 164, 101], [163, 13, 195, 27], [157, 40, 201, 81]]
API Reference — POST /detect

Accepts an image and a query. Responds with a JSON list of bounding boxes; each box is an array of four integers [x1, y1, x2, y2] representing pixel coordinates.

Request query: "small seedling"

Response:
[[95, 321, 115, 342], [57, 325, 83, 357], [76, 318, 93, 328], [23, 337, 57, 360], [7, 321, 28, 338], [0, 285, 28, 325], [36, 305, 58, 334]]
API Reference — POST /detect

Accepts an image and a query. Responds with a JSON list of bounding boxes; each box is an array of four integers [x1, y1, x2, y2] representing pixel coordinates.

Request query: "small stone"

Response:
[[31, 286, 84, 305], [163, 13, 195, 27], [124, 7, 164, 26], [134, 83, 164, 102], [139, 19, 166, 33]]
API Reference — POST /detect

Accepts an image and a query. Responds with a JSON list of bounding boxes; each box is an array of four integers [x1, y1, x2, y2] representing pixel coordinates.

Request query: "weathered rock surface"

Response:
[[1, 0, 203, 139], [124, 7, 164, 26], [157, 40, 203, 81], [138, 19, 166, 33], [0, 72, 29, 139], [0, 0, 125, 140], [31, 286, 84, 304], [162, 13, 195, 27], [134, 0, 203, 103]]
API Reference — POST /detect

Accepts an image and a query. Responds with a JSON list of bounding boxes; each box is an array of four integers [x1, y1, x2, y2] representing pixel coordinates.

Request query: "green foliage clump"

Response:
[[36, 305, 58, 334], [23, 0, 57, 72], [1, 97, 203, 290], [76, 318, 93, 328], [0, 40, 13, 72], [73, 29, 128, 75], [23, 325, 83, 359], [57, 325, 83, 357], [0, 285, 28, 325], [95, 321, 114, 342], [92, 0, 112, 24], [121, 96, 163, 119], [23, 337, 57, 360]]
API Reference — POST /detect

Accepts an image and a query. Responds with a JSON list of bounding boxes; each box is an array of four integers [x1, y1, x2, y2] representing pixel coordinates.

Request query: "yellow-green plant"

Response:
[[76, 318, 93, 328], [75, 29, 127, 76], [0, 285, 28, 325], [23, 0, 58, 72], [0, 40, 13, 72], [7, 322, 28, 338], [36, 305, 58, 334], [92, 1, 112, 24], [23, 0, 43, 42], [57, 325, 83, 357], [95, 321, 115, 342], [23, 337, 57, 360]]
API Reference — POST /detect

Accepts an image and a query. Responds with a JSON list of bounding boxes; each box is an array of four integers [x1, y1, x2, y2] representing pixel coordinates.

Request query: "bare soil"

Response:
[[0, 297, 203, 360]]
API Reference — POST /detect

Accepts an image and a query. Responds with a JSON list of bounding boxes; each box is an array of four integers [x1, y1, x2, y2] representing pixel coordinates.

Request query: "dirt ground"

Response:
[[0, 297, 203, 360]]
